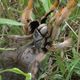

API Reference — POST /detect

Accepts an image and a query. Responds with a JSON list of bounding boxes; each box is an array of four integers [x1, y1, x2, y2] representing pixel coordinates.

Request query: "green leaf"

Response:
[[0, 18, 24, 26], [25, 73, 32, 80], [40, 0, 51, 12], [8, 68, 26, 75], [0, 68, 31, 80], [0, 48, 16, 51], [0, 68, 25, 75], [0, 75, 2, 80]]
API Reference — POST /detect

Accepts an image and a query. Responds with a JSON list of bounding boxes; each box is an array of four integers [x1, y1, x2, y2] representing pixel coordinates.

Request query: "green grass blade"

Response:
[[0, 68, 31, 80], [40, 0, 51, 12], [55, 51, 66, 75], [0, 18, 24, 26], [65, 59, 80, 80]]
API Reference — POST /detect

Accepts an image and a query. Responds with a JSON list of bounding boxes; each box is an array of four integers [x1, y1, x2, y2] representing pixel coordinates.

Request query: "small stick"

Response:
[[0, 34, 33, 41]]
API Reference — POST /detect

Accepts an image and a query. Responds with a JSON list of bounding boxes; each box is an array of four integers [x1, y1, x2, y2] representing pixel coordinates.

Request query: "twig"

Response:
[[65, 21, 78, 38], [0, 34, 33, 40]]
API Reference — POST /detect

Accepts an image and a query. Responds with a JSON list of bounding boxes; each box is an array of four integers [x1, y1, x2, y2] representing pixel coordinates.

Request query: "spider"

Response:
[[0, 0, 77, 80]]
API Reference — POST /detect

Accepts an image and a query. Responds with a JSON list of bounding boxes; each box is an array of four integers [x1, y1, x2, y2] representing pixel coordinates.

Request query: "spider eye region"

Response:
[[29, 20, 39, 33]]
